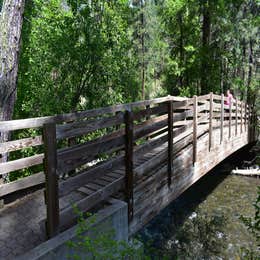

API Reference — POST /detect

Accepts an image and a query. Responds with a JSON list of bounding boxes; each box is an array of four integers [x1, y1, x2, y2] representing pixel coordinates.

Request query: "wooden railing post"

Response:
[[235, 99, 238, 135], [240, 101, 243, 134], [125, 110, 134, 222], [248, 105, 251, 134], [229, 99, 232, 139], [209, 92, 213, 150], [68, 131, 77, 177], [193, 96, 198, 164], [146, 105, 151, 141], [167, 100, 173, 186], [253, 109, 257, 141], [248, 105, 252, 142], [244, 103, 247, 132], [43, 123, 59, 239], [250, 105, 254, 142], [220, 94, 224, 143]]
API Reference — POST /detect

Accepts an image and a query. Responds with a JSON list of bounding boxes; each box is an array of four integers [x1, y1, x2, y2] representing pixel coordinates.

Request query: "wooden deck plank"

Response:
[[59, 177, 124, 229], [101, 175, 117, 182], [85, 183, 104, 191], [78, 186, 95, 195], [92, 178, 111, 186]]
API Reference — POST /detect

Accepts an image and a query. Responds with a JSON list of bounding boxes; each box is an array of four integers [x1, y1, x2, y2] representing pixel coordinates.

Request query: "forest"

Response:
[[0, 1, 259, 259], [0, 0, 259, 125]]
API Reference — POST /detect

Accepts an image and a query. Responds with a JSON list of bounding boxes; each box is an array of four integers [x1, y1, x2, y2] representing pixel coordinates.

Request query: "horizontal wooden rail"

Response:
[[57, 132, 125, 173], [0, 172, 45, 197], [56, 112, 125, 140], [0, 154, 44, 175], [0, 96, 186, 132], [133, 103, 167, 121], [0, 136, 43, 153]]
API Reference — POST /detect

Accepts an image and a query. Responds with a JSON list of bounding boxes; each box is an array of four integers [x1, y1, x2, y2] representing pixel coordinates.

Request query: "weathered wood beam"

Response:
[[0, 135, 42, 153], [56, 112, 124, 140], [59, 176, 124, 230], [57, 130, 125, 173], [59, 156, 124, 197], [0, 154, 43, 175], [43, 123, 59, 239], [0, 172, 44, 197], [240, 101, 243, 134], [209, 92, 213, 150], [229, 100, 232, 138], [167, 101, 173, 186], [125, 110, 134, 221], [235, 99, 238, 135], [193, 96, 198, 164]]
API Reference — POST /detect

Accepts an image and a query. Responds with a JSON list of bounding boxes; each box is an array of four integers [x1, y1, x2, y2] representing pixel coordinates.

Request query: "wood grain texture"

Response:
[[57, 130, 125, 173], [0, 172, 44, 197], [193, 96, 198, 164], [0, 154, 44, 175], [167, 101, 173, 186], [125, 110, 134, 221], [43, 123, 59, 238], [0, 135, 42, 153], [59, 176, 124, 230], [220, 94, 224, 143], [133, 103, 167, 121], [59, 156, 124, 197], [56, 112, 124, 140], [209, 93, 213, 150], [0, 96, 185, 132]]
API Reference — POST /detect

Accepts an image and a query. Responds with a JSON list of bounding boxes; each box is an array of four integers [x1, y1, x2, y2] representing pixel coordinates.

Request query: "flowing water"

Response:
[[137, 144, 260, 259]]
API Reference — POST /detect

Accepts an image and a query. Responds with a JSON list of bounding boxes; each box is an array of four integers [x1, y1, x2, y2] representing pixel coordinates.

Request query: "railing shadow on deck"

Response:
[[0, 93, 257, 239]]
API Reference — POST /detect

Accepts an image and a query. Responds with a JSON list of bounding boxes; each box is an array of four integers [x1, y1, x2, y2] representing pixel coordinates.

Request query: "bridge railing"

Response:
[[0, 95, 179, 199], [43, 96, 190, 237], [0, 93, 256, 238]]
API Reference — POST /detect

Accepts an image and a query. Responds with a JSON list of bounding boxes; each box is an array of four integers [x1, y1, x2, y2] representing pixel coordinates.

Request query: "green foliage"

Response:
[[66, 207, 148, 260], [152, 211, 228, 259], [17, 0, 138, 118], [16, 0, 259, 119], [11, 0, 258, 181]]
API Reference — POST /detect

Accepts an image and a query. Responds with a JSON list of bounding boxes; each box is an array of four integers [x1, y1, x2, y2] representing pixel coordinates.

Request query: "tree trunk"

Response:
[[200, 0, 211, 94], [0, 0, 25, 168], [140, 2, 145, 100], [247, 39, 253, 104]]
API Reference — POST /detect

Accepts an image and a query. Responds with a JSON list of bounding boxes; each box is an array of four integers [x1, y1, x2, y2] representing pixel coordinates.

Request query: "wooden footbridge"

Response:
[[0, 93, 258, 250]]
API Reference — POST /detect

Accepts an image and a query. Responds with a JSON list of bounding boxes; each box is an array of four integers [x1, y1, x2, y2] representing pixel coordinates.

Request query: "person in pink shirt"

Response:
[[225, 89, 234, 106]]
